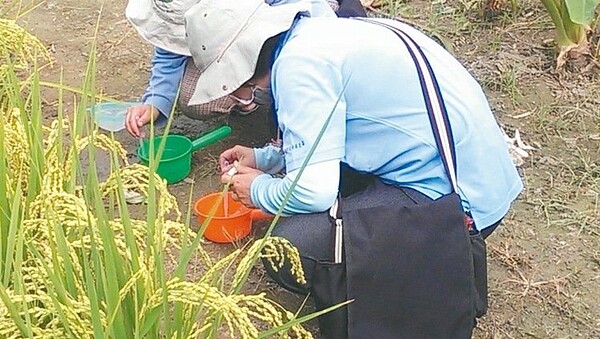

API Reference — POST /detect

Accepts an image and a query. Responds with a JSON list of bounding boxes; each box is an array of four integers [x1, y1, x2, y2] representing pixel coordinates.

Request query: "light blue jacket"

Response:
[[249, 17, 523, 229]]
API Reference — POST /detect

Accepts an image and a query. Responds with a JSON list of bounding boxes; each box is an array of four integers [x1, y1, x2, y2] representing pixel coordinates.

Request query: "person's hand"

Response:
[[125, 104, 160, 138], [221, 164, 264, 207], [219, 145, 257, 174]]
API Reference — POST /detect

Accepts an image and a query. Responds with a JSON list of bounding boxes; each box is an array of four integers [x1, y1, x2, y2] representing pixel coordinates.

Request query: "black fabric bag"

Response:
[[312, 198, 349, 339], [336, 0, 367, 18], [310, 19, 488, 338], [344, 193, 474, 338], [470, 229, 488, 318], [312, 261, 347, 338]]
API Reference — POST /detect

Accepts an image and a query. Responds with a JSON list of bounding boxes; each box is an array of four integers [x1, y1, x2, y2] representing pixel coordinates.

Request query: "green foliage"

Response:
[[540, 0, 600, 67], [0, 61, 316, 338], [565, 0, 600, 25], [0, 18, 317, 339]]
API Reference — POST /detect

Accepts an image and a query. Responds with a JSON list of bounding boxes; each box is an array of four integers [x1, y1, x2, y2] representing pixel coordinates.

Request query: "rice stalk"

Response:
[[0, 57, 314, 339]]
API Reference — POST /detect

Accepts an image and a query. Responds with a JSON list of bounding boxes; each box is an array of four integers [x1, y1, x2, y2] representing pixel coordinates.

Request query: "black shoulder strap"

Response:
[[329, 18, 464, 262], [357, 18, 459, 193]]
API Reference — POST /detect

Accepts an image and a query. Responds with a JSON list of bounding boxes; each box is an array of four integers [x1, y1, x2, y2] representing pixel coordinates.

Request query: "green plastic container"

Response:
[[137, 125, 232, 184]]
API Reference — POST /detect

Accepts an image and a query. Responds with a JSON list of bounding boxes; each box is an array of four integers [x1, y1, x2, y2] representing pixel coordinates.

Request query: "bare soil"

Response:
[[18, 0, 600, 337]]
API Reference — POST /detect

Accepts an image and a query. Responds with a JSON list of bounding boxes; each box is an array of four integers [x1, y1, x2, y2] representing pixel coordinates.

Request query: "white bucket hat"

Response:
[[184, 0, 310, 105], [126, 0, 201, 56]]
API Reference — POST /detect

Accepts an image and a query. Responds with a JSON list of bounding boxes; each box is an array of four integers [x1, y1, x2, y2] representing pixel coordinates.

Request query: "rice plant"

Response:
[[0, 1, 49, 81], [0, 16, 324, 339]]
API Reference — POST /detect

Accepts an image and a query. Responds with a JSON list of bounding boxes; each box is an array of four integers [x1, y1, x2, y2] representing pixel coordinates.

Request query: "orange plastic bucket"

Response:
[[194, 192, 273, 243]]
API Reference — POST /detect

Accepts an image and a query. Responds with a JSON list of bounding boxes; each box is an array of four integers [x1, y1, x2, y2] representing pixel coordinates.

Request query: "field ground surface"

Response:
[[17, 0, 600, 337]]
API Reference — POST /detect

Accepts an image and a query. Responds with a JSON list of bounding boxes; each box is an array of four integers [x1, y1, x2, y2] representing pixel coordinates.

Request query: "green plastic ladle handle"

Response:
[[190, 125, 232, 152]]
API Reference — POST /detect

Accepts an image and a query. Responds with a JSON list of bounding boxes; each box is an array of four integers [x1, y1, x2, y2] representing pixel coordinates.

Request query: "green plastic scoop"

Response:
[[137, 125, 232, 184]]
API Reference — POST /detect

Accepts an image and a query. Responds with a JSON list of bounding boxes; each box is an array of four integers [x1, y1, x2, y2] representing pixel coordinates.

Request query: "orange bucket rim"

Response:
[[193, 192, 250, 218]]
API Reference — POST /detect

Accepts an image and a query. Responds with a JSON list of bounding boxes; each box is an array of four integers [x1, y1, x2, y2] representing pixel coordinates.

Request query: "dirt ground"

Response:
[[16, 0, 600, 337]]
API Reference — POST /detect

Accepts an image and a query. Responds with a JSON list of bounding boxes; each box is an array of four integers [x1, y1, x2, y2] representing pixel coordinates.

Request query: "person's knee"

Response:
[[271, 214, 331, 254], [263, 214, 330, 293], [261, 256, 311, 295]]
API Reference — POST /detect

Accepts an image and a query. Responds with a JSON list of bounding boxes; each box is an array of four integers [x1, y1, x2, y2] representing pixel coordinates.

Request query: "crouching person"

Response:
[[183, 0, 523, 337]]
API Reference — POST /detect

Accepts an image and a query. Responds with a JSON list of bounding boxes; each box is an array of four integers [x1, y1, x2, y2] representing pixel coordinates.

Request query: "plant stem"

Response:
[[541, 0, 576, 49]]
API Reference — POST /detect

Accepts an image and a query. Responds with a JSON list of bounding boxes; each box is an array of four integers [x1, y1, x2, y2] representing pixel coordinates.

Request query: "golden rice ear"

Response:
[[0, 19, 51, 71], [260, 236, 307, 285]]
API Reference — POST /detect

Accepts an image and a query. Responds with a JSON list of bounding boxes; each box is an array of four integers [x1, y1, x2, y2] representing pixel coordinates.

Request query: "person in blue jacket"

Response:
[[124, 0, 365, 137], [182, 0, 523, 297]]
